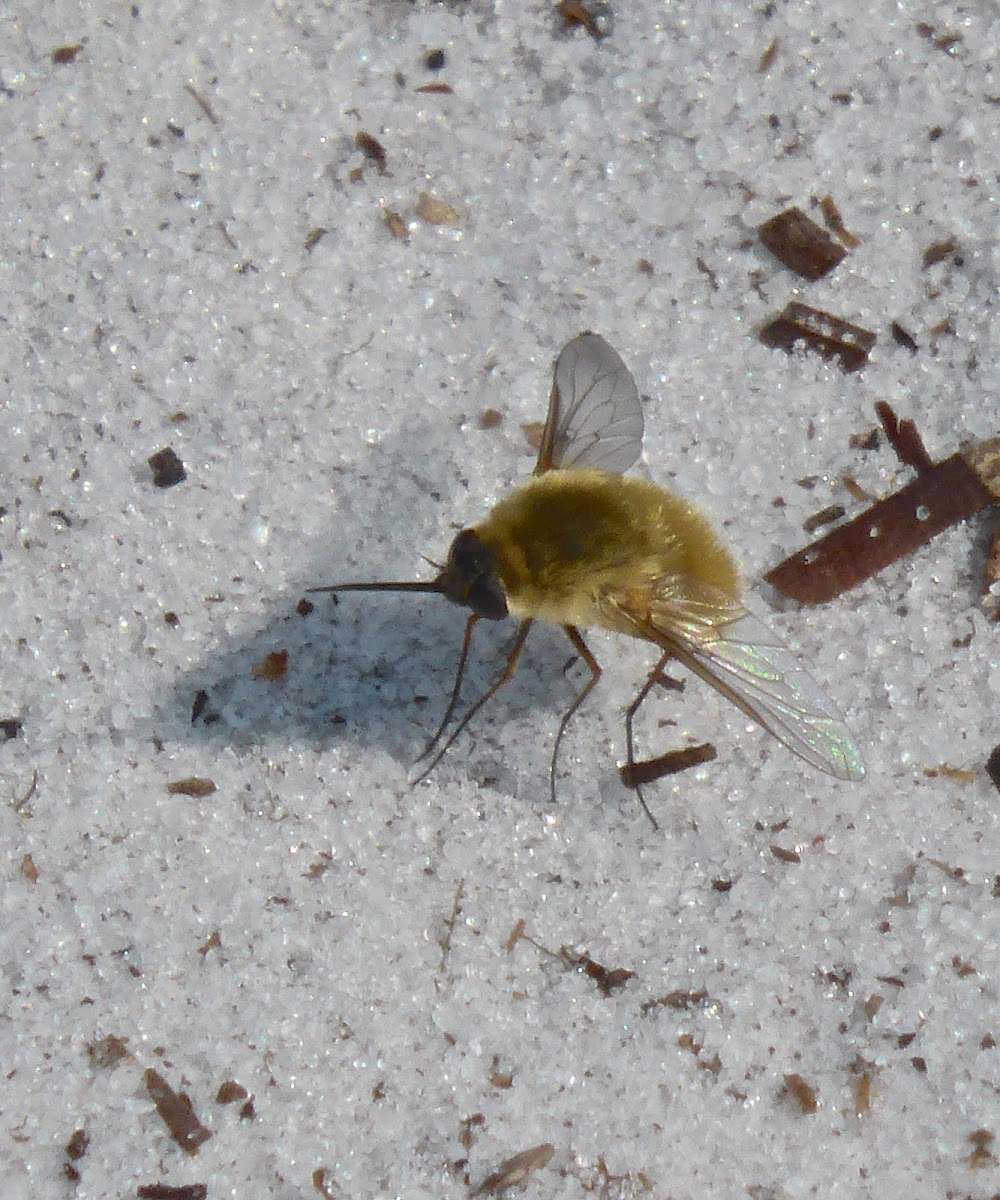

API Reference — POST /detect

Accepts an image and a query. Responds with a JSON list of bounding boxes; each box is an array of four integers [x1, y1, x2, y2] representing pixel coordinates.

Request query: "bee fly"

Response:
[[313, 333, 865, 822]]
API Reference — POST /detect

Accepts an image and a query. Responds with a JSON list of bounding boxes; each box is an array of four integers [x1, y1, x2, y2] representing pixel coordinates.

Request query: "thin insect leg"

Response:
[[411, 619, 534, 786], [623, 650, 675, 830], [548, 626, 602, 806], [416, 614, 479, 764]]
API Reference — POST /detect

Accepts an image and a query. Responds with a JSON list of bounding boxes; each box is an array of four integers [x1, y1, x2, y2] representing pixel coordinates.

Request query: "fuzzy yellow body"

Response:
[[474, 469, 742, 630], [318, 332, 865, 789]]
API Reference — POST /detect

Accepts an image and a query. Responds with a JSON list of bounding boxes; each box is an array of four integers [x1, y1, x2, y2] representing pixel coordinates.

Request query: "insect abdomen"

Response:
[[475, 471, 740, 627]]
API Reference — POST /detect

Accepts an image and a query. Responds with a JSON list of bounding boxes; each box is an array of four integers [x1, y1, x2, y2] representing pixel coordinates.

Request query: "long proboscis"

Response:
[[307, 580, 442, 596]]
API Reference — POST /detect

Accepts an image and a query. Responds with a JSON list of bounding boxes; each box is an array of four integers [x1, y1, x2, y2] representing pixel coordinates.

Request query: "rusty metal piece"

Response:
[[765, 454, 993, 604], [759, 302, 876, 372], [766, 403, 998, 605]]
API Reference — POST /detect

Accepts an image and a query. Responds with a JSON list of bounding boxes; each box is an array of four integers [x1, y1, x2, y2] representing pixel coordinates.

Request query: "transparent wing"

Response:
[[534, 332, 644, 475], [607, 582, 866, 781]]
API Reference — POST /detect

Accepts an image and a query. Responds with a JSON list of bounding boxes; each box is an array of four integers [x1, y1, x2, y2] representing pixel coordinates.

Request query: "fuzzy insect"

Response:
[[314, 333, 864, 820]]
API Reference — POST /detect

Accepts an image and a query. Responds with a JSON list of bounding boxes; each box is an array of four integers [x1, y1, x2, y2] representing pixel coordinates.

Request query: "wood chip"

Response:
[[416, 192, 460, 226], [144, 1068, 212, 1155], [474, 1144, 555, 1195], [758, 207, 847, 280]]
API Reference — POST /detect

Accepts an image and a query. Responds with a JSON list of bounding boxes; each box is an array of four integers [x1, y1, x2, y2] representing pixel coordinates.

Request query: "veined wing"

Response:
[[607, 582, 866, 781], [534, 333, 644, 475]]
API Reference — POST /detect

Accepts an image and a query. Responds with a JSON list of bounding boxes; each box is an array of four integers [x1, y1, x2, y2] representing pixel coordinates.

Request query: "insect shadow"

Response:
[[157, 332, 864, 827], [152, 424, 587, 788]]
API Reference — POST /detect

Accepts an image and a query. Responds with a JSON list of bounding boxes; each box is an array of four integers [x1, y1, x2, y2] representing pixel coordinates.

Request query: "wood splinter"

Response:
[[766, 403, 1000, 605]]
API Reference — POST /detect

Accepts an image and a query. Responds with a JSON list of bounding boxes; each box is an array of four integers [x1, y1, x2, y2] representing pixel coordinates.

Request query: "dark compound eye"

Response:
[[445, 530, 508, 620], [449, 528, 492, 578], [466, 571, 508, 620]]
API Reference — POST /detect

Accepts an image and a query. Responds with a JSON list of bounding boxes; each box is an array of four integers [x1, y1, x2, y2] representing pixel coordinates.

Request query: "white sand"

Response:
[[1, 2, 998, 1197]]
